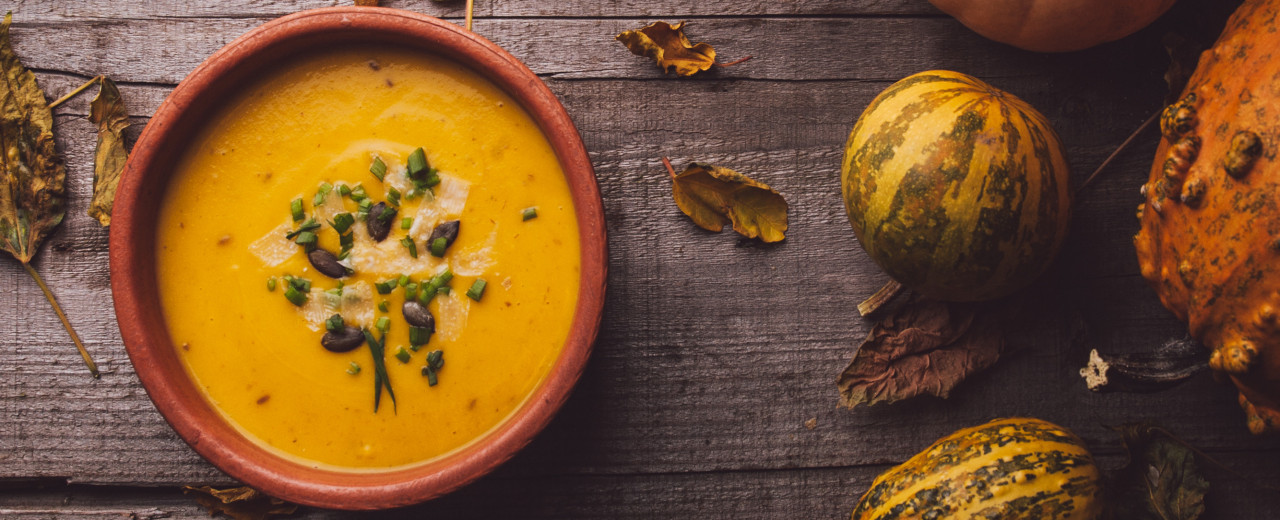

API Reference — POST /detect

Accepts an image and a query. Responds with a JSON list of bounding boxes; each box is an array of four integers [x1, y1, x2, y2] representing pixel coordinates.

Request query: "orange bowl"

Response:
[[109, 7, 606, 510]]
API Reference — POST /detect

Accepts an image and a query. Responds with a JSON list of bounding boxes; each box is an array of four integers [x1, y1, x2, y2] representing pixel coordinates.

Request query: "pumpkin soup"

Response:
[[155, 47, 580, 470]]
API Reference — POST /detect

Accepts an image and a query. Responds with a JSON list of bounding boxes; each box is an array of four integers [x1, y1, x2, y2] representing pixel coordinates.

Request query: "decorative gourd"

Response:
[[852, 418, 1102, 520], [928, 0, 1176, 53], [1134, 0, 1280, 434], [841, 70, 1072, 302]]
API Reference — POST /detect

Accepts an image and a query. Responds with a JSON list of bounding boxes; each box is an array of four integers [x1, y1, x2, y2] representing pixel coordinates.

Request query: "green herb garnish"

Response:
[[325, 314, 344, 332], [290, 197, 304, 222], [363, 329, 396, 412], [394, 346, 411, 364], [522, 207, 538, 221], [404, 282, 419, 301], [375, 280, 395, 295], [285, 218, 320, 240], [418, 268, 454, 305], [350, 184, 369, 202], [346, 362, 361, 375], [398, 274, 410, 287], [409, 326, 431, 348], [422, 350, 444, 386], [284, 285, 307, 306], [466, 279, 487, 301], [387, 187, 401, 207], [437, 286, 450, 296], [294, 231, 318, 250], [377, 299, 389, 313], [285, 275, 312, 293], [266, 277, 277, 292], [330, 212, 355, 234], [430, 237, 448, 257], [370, 156, 387, 181], [401, 217, 413, 230], [376, 316, 391, 333], [338, 184, 352, 197], [401, 237, 418, 258], [313, 182, 332, 206], [407, 147, 428, 177]]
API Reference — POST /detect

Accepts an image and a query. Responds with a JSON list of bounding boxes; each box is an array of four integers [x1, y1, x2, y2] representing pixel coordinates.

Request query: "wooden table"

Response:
[[3, 0, 1278, 517]]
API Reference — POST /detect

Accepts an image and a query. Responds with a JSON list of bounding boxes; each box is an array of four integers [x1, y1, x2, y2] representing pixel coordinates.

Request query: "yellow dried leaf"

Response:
[[616, 21, 716, 76], [87, 77, 128, 227], [666, 159, 787, 242], [182, 486, 298, 520]]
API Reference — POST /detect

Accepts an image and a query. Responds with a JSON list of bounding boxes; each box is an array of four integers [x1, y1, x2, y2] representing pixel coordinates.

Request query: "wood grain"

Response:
[[4, 0, 1279, 517]]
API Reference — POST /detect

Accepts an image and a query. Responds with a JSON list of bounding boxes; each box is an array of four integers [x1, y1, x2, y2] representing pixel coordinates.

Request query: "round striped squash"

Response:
[[852, 418, 1102, 520], [841, 71, 1071, 302]]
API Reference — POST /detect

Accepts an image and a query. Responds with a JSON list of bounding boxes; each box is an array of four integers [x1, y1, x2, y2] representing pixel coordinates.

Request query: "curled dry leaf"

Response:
[[837, 296, 1006, 407], [664, 158, 787, 242], [0, 12, 96, 377], [617, 21, 717, 76], [87, 77, 127, 226], [182, 486, 299, 520], [1105, 424, 1209, 520]]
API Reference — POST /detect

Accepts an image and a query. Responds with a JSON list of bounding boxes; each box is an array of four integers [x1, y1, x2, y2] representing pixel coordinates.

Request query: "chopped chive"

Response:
[[375, 280, 395, 294], [387, 187, 401, 207], [394, 346, 411, 364], [378, 204, 397, 223], [522, 207, 538, 221], [376, 316, 391, 333], [266, 278, 277, 292], [285, 218, 320, 240], [466, 279, 487, 301], [424, 171, 441, 188], [407, 147, 428, 177], [325, 314, 344, 332], [284, 285, 307, 306], [437, 286, 450, 295], [338, 184, 352, 197], [288, 276, 312, 293], [313, 183, 333, 206], [326, 287, 343, 297], [330, 212, 355, 234], [350, 184, 369, 202], [430, 237, 447, 257], [339, 231, 354, 251], [404, 282, 419, 301], [422, 350, 444, 386], [404, 189, 421, 201], [294, 231, 318, 249], [398, 275, 410, 287], [356, 199, 373, 218], [346, 362, 361, 375], [378, 300, 390, 313], [291, 198, 304, 221], [409, 326, 431, 347], [401, 217, 413, 230], [401, 237, 418, 258], [423, 368, 438, 386], [363, 329, 396, 412], [337, 249, 351, 261], [370, 156, 387, 181]]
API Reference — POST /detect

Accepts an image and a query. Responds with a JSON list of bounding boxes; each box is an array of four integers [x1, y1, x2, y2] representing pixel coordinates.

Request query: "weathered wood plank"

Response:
[[3, 450, 1279, 519], [10, 0, 938, 21], [8, 16, 1169, 84]]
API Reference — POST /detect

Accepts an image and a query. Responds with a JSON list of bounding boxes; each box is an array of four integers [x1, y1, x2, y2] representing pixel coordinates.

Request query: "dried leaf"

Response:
[[837, 296, 1006, 407], [87, 77, 127, 226], [0, 12, 65, 264], [182, 486, 299, 520], [1106, 424, 1209, 520], [667, 160, 787, 242], [617, 21, 716, 76], [354, 0, 379, 5]]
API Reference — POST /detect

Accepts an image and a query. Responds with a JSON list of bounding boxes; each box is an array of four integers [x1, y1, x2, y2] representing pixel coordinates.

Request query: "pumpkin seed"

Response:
[[428, 220, 460, 248], [308, 249, 349, 279], [402, 300, 436, 330], [322, 326, 365, 352], [366, 201, 396, 242]]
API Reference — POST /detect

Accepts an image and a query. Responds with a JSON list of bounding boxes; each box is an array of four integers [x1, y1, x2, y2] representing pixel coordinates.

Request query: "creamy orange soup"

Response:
[[155, 47, 580, 469]]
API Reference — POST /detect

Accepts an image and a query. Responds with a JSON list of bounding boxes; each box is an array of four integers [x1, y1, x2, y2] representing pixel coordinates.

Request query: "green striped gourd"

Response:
[[852, 418, 1102, 520], [841, 70, 1071, 302]]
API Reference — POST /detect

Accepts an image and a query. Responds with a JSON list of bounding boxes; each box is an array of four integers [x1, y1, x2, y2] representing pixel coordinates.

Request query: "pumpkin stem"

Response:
[[1080, 336, 1204, 393], [1075, 109, 1160, 200], [857, 279, 904, 317]]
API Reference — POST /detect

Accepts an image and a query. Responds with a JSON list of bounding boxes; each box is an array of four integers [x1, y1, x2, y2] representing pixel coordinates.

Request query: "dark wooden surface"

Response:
[[2, 0, 1279, 517]]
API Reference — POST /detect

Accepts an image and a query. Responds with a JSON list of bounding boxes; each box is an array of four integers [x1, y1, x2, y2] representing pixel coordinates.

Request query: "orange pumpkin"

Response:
[[1134, 0, 1280, 434], [929, 0, 1177, 53]]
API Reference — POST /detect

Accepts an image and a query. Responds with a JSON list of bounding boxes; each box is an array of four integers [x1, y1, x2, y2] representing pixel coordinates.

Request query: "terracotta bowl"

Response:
[[109, 7, 606, 510]]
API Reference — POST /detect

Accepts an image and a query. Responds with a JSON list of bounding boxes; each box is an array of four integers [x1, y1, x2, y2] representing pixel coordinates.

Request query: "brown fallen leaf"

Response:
[[663, 158, 787, 242], [182, 486, 298, 520], [0, 12, 97, 376], [87, 77, 128, 226], [837, 295, 1006, 407], [354, 0, 379, 5], [1105, 424, 1209, 520], [617, 21, 718, 76]]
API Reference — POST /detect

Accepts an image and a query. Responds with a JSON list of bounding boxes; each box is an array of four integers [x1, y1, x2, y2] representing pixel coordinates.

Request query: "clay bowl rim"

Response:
[[108, 6, 606, 510]]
